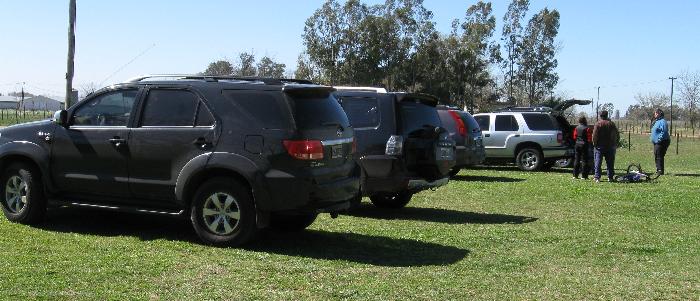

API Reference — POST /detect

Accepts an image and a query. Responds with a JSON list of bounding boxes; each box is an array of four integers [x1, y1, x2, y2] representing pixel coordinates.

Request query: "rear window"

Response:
[[339, 96, 380, 128], [289, 93, 350, 129], [223, 90, 292, 129], [399, 101, 441, 134], [522, 113, 557, 131]]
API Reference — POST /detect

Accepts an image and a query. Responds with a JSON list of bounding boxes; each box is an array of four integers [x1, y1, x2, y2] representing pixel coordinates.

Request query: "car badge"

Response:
[[336, 127, 344, 137]]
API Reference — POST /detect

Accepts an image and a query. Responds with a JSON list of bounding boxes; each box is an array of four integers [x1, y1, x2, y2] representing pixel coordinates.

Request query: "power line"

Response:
[[99, 43, 156, 86]]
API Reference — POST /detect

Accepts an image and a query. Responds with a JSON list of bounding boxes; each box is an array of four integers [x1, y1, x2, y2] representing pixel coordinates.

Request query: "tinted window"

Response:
[[339, 96, 379, 128], [223, 90, 292, 129], [141, 89, 198, 126], [72, 89, 137, 126], [522, 113, 557, 131], [195, 103, 215, 127], [399, 101, 441, 134], [495, 115, 519, 131], [290, 93, 350, 129], [474, 115, 490, 131]]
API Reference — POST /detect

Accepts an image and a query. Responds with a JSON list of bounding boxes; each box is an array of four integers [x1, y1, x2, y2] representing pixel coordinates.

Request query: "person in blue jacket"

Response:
[[650, 108, 671, 175]]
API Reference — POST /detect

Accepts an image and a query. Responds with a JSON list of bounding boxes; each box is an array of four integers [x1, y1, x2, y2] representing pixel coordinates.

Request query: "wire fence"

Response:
[[0, 109, 54, 126]]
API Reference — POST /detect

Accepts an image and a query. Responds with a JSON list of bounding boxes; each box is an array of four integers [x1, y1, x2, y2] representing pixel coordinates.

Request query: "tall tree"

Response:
[[256, 56, 286, 78], [679, 70, 700, 130], [302, 0, 345, 84], [501, 0, 529, 103], [518, 8, 560, 105], [203, 60, 233, 76], [237, 52, 257, 77]]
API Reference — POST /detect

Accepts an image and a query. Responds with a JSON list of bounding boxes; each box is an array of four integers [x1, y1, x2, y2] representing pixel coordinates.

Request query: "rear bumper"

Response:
[[358, 155, 449, 195], [456, 145, 486, 167], [262, 170, 359, 213]]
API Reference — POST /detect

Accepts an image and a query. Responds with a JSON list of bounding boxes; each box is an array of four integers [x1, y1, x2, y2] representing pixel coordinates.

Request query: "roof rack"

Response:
[[492, 106, 552, 113], [126, 74, 315, 85], [333, 86, 388, 93]]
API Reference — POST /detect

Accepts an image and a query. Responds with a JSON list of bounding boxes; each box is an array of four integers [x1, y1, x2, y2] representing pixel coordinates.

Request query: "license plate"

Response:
[[331, 145, 343, 159]]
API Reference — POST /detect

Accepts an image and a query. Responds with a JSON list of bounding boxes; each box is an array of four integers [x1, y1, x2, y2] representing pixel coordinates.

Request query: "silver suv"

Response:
[[473, 99, 591, 171]]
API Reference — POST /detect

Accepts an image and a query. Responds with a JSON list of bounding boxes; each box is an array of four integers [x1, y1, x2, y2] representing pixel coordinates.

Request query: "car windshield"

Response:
[[399, 101, 441, 134]]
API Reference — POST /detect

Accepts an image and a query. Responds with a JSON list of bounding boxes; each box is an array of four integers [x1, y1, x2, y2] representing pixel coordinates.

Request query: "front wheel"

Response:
[[190, 178, 257, 247], [1, 163, 46, 224], [370, 191, 413, 209], [516, 147, 543, 171]]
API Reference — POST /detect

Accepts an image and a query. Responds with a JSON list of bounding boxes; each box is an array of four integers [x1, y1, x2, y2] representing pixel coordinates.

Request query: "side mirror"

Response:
[[53, 110, 68, 127]]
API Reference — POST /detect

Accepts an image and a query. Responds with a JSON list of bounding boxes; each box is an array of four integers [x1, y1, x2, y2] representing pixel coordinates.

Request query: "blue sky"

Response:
[[1, 0, 698, 114]]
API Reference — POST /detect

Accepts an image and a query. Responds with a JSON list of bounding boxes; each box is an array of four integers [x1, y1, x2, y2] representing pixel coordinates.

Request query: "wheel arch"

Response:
[[513, 141, 543, 159], [0, 142, 53, 193]]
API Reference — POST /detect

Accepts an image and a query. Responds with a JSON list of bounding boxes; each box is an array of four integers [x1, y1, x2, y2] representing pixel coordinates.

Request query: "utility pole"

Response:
[[596, 86, 600, 121], [669, 77, 677, 135], [65, 0, 76, 109]]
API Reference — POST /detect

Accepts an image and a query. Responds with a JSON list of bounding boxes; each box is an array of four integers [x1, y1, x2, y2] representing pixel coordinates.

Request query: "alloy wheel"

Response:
[[4, 175, 28, 214], [201, 192, 241, 235]]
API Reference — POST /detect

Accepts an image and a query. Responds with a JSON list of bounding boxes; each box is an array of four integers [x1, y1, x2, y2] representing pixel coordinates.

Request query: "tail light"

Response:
[[283, 140, 324, 160], [385, 135, 403, 155], [557, 132, 563, 144], [448, 110, 467, 137]]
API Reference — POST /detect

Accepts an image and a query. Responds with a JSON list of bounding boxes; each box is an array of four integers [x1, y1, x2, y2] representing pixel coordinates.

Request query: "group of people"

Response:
[[571, 109, 671, 182]]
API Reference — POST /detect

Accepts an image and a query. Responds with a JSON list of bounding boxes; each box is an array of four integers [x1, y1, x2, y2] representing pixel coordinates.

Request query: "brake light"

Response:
[[448, 110, 467, 137], [557, 132, 563, 144], [385, 135, 403, 155], [283, 140, 324, 160]]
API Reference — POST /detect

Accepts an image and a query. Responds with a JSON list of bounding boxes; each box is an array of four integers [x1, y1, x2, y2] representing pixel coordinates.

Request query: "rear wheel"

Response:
[[1, 163, 46, 224], [370, 191, 413, 209], [190, 178, 257, 246], [555, 157, 573, 168], [268, 213, 318, 232], [516, 147, 543, 171]]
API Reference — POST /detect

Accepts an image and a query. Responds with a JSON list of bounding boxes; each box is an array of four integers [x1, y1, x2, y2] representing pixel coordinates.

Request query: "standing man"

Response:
[[650, 108, 671, 175], [592, 110, 620, 182]]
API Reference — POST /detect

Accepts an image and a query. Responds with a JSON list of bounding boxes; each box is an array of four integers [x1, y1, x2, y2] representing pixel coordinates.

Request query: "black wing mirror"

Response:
[[53, 110, 68, 127]]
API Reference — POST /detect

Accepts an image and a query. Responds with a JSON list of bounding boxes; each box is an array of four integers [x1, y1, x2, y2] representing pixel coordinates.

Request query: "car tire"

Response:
[[268, 213, 318, 232], [448, 167, 461, 177], [516, 147, 543, 171], [1, 163, 46, 225], [555, 157, 573, 168], [190, 178, 257, 246], [370, 191, 413, 209]]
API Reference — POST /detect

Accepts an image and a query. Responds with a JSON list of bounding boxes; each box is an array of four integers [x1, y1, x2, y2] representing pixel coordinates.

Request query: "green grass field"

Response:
[[1, 134, 698, 300]]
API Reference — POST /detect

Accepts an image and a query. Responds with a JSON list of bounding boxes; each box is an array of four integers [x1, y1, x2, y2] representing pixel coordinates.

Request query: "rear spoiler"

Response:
[[395, 93, 439, 107], [282, 84, 336, 96]]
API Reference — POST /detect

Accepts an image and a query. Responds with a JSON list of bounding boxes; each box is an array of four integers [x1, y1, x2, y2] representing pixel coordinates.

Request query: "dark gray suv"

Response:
[[0, 76, 359, 246]]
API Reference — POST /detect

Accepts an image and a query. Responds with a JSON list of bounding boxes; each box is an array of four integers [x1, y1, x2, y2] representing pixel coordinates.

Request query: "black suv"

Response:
[[436, 106, 486, 176], [335, 88, 455, 209], [0, 76, 359, 246]]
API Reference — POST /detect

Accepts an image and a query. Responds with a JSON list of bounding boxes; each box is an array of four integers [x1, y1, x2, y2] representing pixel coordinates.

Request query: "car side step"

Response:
[[53, 200, 184, 216]]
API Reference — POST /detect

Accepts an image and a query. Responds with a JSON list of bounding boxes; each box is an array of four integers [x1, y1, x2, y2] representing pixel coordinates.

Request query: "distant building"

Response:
[[0, 95, 63, 111]]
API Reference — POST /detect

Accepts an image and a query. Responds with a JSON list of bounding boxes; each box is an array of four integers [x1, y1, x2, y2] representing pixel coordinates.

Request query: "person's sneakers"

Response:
[[572, 176, 578, 180], [594, 178, 600, 183]]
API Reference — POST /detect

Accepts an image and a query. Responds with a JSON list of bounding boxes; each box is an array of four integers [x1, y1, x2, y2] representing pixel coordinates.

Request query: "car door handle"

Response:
[[108, 137, 126, 147], [484, 134, 491, 137], [514, 134, 520, 137]]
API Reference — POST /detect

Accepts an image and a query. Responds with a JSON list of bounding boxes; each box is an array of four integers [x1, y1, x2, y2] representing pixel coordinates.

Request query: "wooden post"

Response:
[[65, 0, 77, 109], [628, 131, 631, 152], [676, 133, 679, 155]]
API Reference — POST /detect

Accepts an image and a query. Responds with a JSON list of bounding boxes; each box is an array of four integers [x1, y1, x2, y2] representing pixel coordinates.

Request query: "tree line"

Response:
[[626, 70, 699, 130], [201, 0, 560, 113]]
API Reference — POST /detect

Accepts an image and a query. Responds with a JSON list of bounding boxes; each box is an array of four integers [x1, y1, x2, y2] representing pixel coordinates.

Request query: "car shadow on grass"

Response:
[[345, 204, 538, 225], [36, 207, 469, 267], [246, 230, 469, 267], [470, 165, 573, 174], [451, 175, 525, 182]]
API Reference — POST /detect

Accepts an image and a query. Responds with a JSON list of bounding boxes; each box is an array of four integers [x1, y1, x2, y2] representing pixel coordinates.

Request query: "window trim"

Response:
[[136, 87, 216, 128], [494, 114, 520, 132], [68, 87, 140, 129]]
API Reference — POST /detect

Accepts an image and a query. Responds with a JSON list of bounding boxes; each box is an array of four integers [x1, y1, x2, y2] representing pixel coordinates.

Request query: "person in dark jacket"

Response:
[[572, 116, 592, 179], [650, 108, 671, 175], [592, 110, 620, 182]]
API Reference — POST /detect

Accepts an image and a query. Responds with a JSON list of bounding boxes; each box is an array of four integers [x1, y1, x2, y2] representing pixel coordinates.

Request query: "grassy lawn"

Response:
[[1, 134, 698, 300], [0, 110, 52, 127]]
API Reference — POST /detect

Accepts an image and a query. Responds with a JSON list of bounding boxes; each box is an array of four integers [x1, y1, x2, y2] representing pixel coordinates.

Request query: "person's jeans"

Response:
[[654, 139, 670, 174], [594, 147, 616, 180], [573, 144, 590, 179]]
